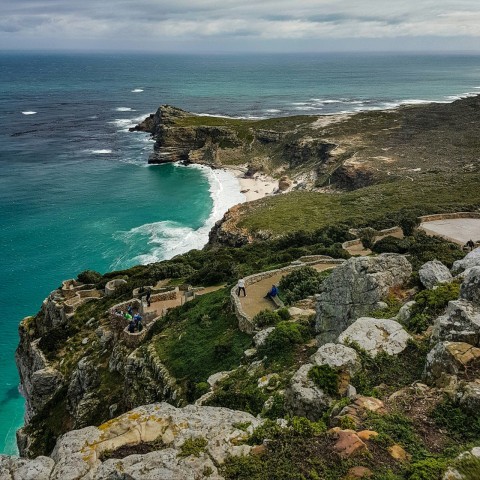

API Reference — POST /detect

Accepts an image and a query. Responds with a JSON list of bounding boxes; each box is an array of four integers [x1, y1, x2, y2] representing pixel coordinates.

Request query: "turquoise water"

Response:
[[1, 52, 480, 454]]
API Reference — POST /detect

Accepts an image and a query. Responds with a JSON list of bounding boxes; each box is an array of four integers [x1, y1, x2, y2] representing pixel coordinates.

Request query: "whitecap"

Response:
[[131, 89, 144, 93], [264, 109, 281, 113], [115, 107, 135, 112], [112, 165, 246, 265], [89, 149, 112, 154], [22, 111, 37, 115]]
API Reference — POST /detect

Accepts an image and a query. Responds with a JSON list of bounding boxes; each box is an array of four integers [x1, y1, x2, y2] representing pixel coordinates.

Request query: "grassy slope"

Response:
[[239, 173, 480, 235]]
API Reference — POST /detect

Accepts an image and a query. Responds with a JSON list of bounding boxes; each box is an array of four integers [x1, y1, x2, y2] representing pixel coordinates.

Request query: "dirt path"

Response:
[[238, 263, 337, 320]]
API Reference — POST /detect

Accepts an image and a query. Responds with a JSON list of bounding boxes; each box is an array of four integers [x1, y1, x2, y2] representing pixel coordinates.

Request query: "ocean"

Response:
[[1, 51, 479, 454]]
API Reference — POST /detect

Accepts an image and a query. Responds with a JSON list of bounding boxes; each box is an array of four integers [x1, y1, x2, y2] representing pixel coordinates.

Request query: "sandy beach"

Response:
[[224, 165, 279, 202]]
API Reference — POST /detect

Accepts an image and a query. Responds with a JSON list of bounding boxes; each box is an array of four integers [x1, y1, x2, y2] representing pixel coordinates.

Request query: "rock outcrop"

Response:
[[316, 254, 412, 344], [452, 247, 480, 274], [338, 318, 412, 357], [2, 403, 261, 480], [418, 260, 452, 289], [310, 343, 360, 376]]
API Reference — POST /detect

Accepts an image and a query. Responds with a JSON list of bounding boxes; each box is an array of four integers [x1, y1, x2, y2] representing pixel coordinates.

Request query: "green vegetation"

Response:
[[239, 174, 480, 236], [405, 282, 460, 333], [308, 365, 340, 396], [178, 437, 208, 457], [349, 339, 430, 397], [372, 231, 464, 270], [278, 266, 331, 305], [431, 396, 480, 442], [253, 308, 290, 327], [455, 455, 480, 480], [77, 269, 102, 284], [152, 289, 251, 400]]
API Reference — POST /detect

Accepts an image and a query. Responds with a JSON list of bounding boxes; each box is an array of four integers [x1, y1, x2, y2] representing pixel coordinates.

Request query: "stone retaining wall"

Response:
[[232, 259, 345, 334], [419, 212, 480, 223], [105, 278, 128, 296]]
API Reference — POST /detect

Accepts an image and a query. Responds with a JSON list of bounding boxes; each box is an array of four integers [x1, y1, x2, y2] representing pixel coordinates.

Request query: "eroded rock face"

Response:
[[424, 341, 480, 387], [432, 299, 480, 347], [285, 364, 333, 421], [338, 318, 412, 357], [458, 380, 480, 416], [418, 260, 452, 289], [452, 247, 480, 275], [7, 403, 260, 480], [315, 254, 412, 344], [460, 266, 480, 306]]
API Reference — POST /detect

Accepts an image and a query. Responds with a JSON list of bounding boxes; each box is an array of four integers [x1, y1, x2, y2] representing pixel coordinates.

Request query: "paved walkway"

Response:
[[238, 263, 337, 320], [420, 218, 480, 245]]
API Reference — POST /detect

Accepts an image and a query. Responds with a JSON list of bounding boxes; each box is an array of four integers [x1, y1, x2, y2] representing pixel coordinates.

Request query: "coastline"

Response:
[[222, 165, 278, 202]]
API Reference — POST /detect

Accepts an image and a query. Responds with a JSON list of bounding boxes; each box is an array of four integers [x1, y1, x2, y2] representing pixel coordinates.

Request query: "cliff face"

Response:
[[15, 283, 184, 458]]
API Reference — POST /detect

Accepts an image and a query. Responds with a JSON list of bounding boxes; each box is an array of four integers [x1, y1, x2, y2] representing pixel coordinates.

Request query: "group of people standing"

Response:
[[124, 304, 143, 333]]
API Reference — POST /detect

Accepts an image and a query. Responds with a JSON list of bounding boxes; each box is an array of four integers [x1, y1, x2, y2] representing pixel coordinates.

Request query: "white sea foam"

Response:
[[131, 89, 144, 93], [21, 111, 37, 115], [89, 149, 112, 154], [115, 107, 135, 112], [109, 114, 149, 131], [113, 164, 246, 265], [264, 109, 281, 113]]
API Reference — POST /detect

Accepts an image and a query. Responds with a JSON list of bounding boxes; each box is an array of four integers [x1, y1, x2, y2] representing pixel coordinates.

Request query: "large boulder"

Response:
[[424, 341, 480, 387], [432, 299, 480, 347], [338, 318, 412, 357], [452, 247, 480, 275], [284, 364, 333, 421], [310, 343, 360, 376], [419, 260, 452, 289], [458, 380, 480, 416], [316, 254, 412, 344], [460, 266, 480, 306], [5, 403, 260, 480], [0, 455, 54, 480]]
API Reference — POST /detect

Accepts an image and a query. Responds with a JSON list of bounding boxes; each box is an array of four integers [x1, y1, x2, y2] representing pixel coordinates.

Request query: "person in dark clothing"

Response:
[[127, 320, 135, 333], [146, 288, 151, 307], [127, 304, 134, 316], [466, 239, 475, 251], [264, 284, 278, 299]]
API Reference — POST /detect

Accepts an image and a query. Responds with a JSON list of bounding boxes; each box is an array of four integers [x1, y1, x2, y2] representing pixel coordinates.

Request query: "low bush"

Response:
[[405, 282, 460, 333], [455, 455, 480, 480], [278, 266, 331, 305], [77, 269, 102, 285], [253, 310, 281, 327], [308, 365, 339, 396], [359, 227, 377, 249], [258, 321, 308, 361]]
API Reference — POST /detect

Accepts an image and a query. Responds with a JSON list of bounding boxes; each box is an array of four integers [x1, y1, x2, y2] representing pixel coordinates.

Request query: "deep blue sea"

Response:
[[1, 52, 479, 454]]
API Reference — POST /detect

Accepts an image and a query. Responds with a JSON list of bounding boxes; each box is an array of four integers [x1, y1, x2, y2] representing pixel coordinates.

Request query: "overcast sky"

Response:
[[1, 0, 480, 52]]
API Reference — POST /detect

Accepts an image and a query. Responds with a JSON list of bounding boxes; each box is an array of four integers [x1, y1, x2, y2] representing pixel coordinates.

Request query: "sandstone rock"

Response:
[[338, 318, 412, 357], [310, 343, 360, 376], [357, 430, 379, 441], [253, 327, 275, 348], [388, 444, 410, 462], [0, 455, 54, 480], [11, 403, 263, 480], [460, 266, 480, 306], [424, 341, 480, 386], [278, 176, 292, 191], [432, 299, 480, 346], [332, 396, 385, 428], [452, 247, 480, 274], [419, 260, 453, 289], [284, 364, 333, 420], [332, 430, 368, 459], [316, 254, 412, 344], [345, 466, 373, 478]]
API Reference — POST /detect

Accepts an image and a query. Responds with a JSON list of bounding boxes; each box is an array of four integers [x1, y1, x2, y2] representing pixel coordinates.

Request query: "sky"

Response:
[[1, 0, 480, 53]]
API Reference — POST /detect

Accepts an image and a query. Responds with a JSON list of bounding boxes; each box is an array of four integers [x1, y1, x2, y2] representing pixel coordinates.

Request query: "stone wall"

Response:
[[105, 278, 127, 296]]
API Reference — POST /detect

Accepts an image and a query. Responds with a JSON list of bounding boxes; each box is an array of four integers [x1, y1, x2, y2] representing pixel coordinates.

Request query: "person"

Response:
[[127, 320, 135, 333], [133, 313, 142, 328], [265, 284, 278, 300], [127, 304, 134, 316], [124, 311, 132, 321], [466, 239, 475, 251], [146, 288, 151, 307], [237, 278, 246, 297]]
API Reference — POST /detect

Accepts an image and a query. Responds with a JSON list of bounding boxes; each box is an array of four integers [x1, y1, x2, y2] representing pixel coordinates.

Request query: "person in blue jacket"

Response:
[[265, 284, 278, 299]]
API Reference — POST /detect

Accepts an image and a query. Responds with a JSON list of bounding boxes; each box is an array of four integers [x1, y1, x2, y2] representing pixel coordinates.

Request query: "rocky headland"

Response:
[[4, 97, 480, 479]]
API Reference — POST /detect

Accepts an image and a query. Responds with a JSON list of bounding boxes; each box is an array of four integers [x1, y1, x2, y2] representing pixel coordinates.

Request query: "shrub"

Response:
[[407, 458, 448, 480], [358, 227, 376, 249], [77, 269, 102, 284], [276, 307, 291, 321], [279, 266, 331, 305], [253, 310, 281, 327], [455, 455, 480, 480], [399, 213, 421, 236], [308, 365, 339, 396], [405, 282, 460, 333], [258, 322, 307, 359], [178, 437, 208, 457], [195, 382, 210, 397], [372, 236, 410, 254]]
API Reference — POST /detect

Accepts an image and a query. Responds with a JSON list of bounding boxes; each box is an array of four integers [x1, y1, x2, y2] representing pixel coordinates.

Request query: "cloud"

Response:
[[1, 0, 480, 50]]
